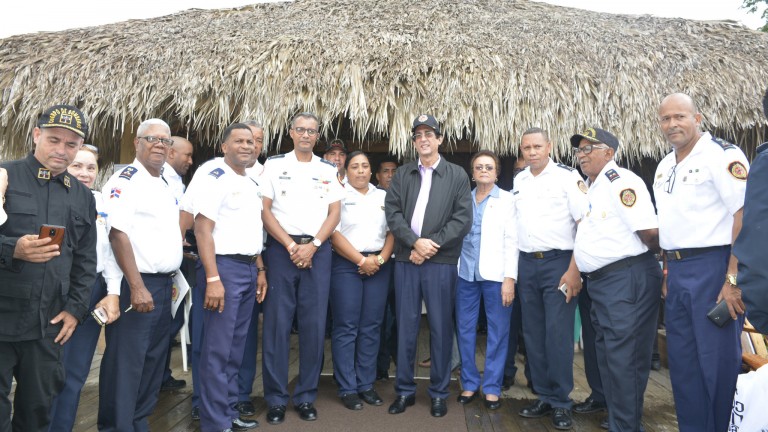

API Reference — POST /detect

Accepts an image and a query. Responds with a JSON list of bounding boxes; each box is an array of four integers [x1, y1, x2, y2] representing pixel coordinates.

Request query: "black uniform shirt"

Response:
[[0, 152, 97, 341]]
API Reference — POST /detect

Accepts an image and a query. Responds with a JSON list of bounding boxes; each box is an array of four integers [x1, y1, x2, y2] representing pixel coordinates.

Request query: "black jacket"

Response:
[[385, 158, 472, 265], [0, 153, 97, 341]]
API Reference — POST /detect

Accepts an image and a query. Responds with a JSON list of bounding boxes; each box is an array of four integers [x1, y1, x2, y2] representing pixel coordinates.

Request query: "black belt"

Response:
[[220, 254, 259, 264], [583, 251, 653, 281], [664, 245, 729, 261], [141, 271, 176, 278], [360, 250, 382, 255], [289, 235, 314, 245], [520, 249, 570, 259]]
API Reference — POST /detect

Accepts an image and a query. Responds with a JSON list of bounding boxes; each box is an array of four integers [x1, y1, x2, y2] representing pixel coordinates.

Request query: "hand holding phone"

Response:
[[558, 283, 568, 296], [91, 307, 108, 327], [39, 224, 66, 247]]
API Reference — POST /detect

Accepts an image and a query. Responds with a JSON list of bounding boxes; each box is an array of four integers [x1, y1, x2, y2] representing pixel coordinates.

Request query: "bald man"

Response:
[[160, 136, 195, 391]]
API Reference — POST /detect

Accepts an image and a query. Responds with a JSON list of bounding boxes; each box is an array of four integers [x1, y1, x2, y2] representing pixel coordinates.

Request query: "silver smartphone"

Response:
[[91, 307, 108, 326], [558, 283, 568, 296]]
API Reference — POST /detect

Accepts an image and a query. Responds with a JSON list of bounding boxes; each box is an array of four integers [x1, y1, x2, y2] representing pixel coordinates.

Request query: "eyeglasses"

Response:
[[138, 136, 174, 147], [412, 131, 436, 141], [474, 164, 495, 172], [292, 127, 318, 136], [83, 144, 98, 153], [663, 165, 677, 194], [573, 144, 609, 155]]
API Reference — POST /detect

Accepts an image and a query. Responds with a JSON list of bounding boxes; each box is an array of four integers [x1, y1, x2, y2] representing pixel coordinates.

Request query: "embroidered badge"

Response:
[[209, 168, 225, 178], [110, 187, 122, 199], [728, 161, 747, 180], [63, 175, 71, 188], [418, 114, 428, 122], [577, 180, 588, 194], [38, 168, 51, 180], [119, 166, 138, 180], [605, 169, 620, 182], [620, 188, 637, 207]]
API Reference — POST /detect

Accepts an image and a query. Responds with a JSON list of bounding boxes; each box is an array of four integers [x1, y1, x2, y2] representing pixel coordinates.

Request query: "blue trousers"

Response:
[[199, 256, 257, 431], [237, 290, 262, 402], [262, 239, 332, 406], [376, 269, 397, 376], [577, 279, 605, 404], [394, 261, 457, 399], [666, 247, 743, 432], [589, 253, 661, 432], [330, 252, 391, 395], [456, 277, 512, 396], [49, 276, 105, 432], [97, 274, 173, 432], [518, 252, 576, 408]]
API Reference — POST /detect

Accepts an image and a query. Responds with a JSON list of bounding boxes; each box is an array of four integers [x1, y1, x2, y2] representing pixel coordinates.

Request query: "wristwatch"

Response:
[[311, 238, 322, 248], [726, 273, 738, 286], [376, 255, 385, 265]]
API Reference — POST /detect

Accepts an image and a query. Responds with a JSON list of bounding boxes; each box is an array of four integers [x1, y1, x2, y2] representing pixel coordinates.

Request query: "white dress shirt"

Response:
[[336, 183, 388, 252]]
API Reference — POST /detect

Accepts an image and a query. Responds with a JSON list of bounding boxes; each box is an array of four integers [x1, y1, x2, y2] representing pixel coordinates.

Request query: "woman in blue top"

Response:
[[455, 150, 519, 409]]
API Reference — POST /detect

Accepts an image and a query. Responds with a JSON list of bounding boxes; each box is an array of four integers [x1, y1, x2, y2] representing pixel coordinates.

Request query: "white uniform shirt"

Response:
[[653, 133, 749, 250], [246, 161, 264, 179], [261, 151, 344, 236], [337, 183, 388, 252], [93, 191, 113, 274], [102, 159, 183, 294], [513, 158, 588, 252], [179, 157, 225, 215], [162, 162, 185, 203], [574, 161, 658, 273], [195, 163, 263, 255]]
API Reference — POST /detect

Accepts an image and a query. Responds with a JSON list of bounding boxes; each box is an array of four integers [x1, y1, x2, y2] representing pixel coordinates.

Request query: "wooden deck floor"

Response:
[[42, 316, 678, 431]]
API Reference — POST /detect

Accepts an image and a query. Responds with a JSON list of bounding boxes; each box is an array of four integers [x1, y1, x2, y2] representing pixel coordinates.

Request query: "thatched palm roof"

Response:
[[1, 0, 767, 164]]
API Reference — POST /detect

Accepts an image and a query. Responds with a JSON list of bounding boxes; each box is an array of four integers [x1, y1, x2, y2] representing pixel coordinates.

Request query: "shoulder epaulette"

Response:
[[267, 154, 285, 160], [119, 166, 138, 180], [320, 158, 336, 167], [209, 168, 225, 179], [557, 163, 576, 172], [604, 169, 620, 183], [711, 136, 736, 150]]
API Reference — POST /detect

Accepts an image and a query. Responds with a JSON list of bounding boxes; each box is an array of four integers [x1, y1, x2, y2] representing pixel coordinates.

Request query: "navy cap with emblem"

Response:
[[325, 138, 347, 153], [411, 114, 441, 135], [38, 104, 89, 139], [570, 127, 619, 150]]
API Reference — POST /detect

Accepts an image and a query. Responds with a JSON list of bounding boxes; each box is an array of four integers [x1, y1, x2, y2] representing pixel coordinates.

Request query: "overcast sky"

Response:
[[0, 0, 764, 38]]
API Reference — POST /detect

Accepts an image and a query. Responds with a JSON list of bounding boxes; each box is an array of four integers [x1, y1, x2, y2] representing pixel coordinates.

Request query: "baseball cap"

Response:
[[38, 104, 89, 139], [325, 138, 347, 153], [570, 127, 619, 150], [411, 114, 441, 135]]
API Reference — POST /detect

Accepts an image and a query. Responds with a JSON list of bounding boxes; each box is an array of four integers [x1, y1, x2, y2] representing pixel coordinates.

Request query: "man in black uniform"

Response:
[[0, 104, 97, 432]]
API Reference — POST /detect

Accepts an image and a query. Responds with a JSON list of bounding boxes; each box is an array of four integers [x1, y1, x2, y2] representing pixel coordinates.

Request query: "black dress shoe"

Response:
[[552, 408, 573, 430], [456, 392, 477, 404], [376, 370, 389, 381], [295, 402, 317, 421], [236, 401, 256, 416], [160, 376, 186, 391], [266, 405, 286, 425], [232, 417, 259, 431], [600, 416, 609, 429], [484, 398, 501, 410], [191, 406, 200, 421], [573, 397, 607, 414], [501, 375, 515, 391], [430, 397, 447, 417], [341, 393, 363, 410], [388, 395, 415, 414], [358, 388, 383, 406], [518, 400, 553, 418]]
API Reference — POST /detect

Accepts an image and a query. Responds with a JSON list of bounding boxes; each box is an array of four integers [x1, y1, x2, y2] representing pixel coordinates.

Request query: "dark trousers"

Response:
[[503, 286, 531, 383], [577, 279, 605, 404], [376, 269, 397, 376], [330, 252, 391, 395], [237, 291, 262, 402], [519, 251, 576, 408], [394, 261, 457, 399], [666, 247, 743, 432], [190, 260, 205, 408], [262, 239, 332, 406], [199, 256, 257, 431], [49, 276, 106, 432], [97, 274, 173, 432], [0, 336, 64, 432], [456, 278, 512, 396], [589, 253, 661, 431]]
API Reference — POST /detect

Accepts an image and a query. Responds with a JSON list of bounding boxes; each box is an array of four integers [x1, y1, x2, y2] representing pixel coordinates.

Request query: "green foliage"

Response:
[[742, 0, 768, 31]]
